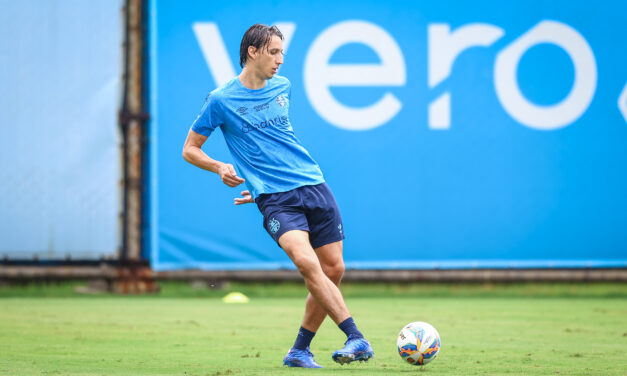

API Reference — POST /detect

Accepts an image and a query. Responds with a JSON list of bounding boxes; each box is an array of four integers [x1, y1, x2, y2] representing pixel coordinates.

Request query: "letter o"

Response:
[[494, 21, 597, 130]]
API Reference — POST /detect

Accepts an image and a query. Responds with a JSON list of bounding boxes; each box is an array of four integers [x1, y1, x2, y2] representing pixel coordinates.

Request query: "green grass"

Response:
[[0, 282, 626, 375]]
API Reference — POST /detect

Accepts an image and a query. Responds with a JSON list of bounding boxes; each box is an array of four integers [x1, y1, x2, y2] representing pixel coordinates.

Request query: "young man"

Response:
[[182, 24, 373, 368]]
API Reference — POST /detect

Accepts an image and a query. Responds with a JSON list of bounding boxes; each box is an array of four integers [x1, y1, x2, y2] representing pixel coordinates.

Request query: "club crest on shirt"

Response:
[[275, 94, 288, 108], [269, 218, 281, 234]]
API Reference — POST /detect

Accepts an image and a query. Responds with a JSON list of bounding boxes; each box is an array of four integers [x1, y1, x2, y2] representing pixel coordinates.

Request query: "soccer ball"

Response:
[[397, 321, 441, 366]]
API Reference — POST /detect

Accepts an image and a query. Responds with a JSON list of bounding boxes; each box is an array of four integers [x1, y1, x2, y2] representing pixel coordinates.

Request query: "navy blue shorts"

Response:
[[255, 182, 345, 248]]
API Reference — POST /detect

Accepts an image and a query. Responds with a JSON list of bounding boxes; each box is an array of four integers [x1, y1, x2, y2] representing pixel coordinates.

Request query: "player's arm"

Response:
[[182, 129, 245, 187]]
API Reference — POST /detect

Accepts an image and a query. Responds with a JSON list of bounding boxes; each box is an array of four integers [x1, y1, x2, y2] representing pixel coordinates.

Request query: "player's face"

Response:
[[255, 35, 284, 79]]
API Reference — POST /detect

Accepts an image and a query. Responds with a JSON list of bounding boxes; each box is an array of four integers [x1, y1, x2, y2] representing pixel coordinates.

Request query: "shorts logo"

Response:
[[338, 223, 343, 234], [269, 218, 281, 234], [275, 94, 288, 108], [236, 106, 248, 115]]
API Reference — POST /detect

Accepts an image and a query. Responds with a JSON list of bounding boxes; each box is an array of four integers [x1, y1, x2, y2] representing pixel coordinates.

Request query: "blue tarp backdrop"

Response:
[[149, 0, 627, 270], [0, 0, 122, 259]]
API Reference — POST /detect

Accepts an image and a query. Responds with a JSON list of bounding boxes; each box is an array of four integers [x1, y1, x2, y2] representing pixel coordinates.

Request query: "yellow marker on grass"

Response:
[[222, 292, 250, 303]]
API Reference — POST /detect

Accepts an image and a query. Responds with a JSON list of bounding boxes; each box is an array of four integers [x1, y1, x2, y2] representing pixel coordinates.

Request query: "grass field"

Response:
[[0, 282, 626, 375]]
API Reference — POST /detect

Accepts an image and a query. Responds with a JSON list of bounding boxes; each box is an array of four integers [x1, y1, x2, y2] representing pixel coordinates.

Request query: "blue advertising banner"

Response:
[[0, 0, 122, 259], [149, 0, 627, 270]]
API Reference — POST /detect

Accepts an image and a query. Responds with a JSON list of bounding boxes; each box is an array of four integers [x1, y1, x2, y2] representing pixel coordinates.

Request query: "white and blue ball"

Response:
[[396, 321, 441, 366]]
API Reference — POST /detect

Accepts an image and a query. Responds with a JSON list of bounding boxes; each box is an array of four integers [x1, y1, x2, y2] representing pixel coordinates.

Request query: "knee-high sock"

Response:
[[338, 317, 364, 339], [293, 326, 316, 350]]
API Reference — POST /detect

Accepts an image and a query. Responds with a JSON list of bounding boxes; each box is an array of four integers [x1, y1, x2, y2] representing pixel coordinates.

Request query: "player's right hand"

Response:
[[217, 163, 245, 187]]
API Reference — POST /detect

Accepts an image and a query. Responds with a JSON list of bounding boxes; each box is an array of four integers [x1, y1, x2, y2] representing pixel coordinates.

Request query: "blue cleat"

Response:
[[332, 337, 374, 365], [283, 347, 323, 368]]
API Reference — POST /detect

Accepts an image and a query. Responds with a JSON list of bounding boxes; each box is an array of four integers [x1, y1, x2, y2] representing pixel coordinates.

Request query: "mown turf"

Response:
[[0, 283, 626, 375]]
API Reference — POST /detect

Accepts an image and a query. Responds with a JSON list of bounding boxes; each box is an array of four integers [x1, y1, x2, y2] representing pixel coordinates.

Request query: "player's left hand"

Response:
[[234, 190, 254, 205]]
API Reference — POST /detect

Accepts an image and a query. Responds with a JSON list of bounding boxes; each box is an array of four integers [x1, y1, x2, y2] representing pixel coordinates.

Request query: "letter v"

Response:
[[193, 22, 296, 87]]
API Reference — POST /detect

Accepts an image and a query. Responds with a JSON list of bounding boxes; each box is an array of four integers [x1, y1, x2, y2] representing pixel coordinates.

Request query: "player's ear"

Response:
[[248, 45, 257, 62]]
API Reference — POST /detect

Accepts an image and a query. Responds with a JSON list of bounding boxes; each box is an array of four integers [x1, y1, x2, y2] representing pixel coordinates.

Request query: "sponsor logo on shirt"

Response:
[[236, 106, 248, 115], [254, 103, 270, 112], [276, 94, 288, 108], [241, 115, 289, 133]]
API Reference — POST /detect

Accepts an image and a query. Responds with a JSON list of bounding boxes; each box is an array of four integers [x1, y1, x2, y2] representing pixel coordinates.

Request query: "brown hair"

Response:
[[239, 24, 284, 68]]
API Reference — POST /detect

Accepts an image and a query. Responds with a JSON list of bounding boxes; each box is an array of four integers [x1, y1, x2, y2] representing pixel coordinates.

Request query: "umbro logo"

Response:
[[236, 106, 248, 115]]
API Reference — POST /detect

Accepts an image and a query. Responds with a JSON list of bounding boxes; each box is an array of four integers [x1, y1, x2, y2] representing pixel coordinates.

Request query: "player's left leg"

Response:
[[313, 242, 372, 364], [301, 182, 373, 364], [290, 239, 373, 365], [302, 240, 345, 332], [285, 238, 372, 365], [287, 240, 345, 360], [280, 230, 352, 368]]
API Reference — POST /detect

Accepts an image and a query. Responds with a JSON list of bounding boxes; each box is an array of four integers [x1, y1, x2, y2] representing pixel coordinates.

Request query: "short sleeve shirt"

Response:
[[191, 75, 325, 198]]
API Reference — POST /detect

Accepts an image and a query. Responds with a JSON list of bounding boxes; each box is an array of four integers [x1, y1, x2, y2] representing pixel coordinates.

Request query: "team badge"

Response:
[[269, 218, 281, 234], [275, 94, 288, 108]]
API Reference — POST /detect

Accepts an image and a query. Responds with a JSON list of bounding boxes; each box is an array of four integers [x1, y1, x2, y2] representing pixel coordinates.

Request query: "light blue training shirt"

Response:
[[191, 75, 325, 198]]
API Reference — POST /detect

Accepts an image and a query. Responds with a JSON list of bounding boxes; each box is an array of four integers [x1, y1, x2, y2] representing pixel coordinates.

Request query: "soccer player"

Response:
[[182, 24, 373, 368]]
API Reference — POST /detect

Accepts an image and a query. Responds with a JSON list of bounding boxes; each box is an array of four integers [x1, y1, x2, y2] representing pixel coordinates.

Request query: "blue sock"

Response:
[[338, 317, 364, 340], [293, 326, 316, 350]]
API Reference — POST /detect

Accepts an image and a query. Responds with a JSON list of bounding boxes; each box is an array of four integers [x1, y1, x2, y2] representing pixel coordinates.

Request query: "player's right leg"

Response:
[[278, 230, 351, 325], [256, 189, 371, 366], [301, 240, 346, 332], [279, 231, 373, 365], [284, 241, 344, 367], [279, 230, 347, 368]]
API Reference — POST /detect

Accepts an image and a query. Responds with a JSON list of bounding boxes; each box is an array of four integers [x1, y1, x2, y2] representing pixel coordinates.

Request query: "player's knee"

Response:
[[292, 254, 321, 278], [324, 260, 345, 284]]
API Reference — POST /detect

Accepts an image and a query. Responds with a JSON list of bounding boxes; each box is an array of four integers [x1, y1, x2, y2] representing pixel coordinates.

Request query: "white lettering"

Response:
[[304, 20, 406, 130], [619, 82, 627, 123], [494, 20, 597, 130], [194, 21, 600, 131], [428, 23, 504, 129], [274, 22, 296, 53], [428, 23, 504, 88], [428, 93, 451, 129]]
